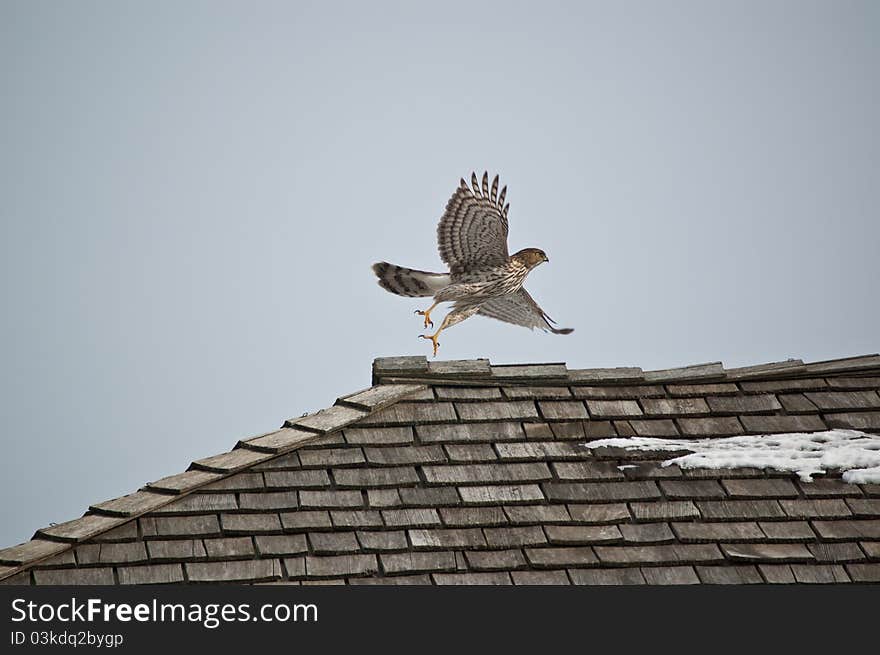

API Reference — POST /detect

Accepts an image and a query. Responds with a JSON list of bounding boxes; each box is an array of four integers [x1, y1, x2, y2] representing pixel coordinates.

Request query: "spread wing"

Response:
[[477, 288, 574, 335], [437, 172, 510, 275]]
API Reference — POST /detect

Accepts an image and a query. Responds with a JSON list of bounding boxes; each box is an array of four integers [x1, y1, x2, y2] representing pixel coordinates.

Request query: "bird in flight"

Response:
[[372, 172, 573, 356]]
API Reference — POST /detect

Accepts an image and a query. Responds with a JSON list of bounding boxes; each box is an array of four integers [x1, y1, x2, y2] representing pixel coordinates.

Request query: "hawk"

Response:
[[372, 172, 573, 356]]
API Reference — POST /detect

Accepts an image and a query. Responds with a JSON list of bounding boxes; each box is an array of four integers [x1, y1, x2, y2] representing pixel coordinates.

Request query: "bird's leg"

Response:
[[414, 301, 439, 329], [419, 330, 442, 357], [418, 306, 480, 358]]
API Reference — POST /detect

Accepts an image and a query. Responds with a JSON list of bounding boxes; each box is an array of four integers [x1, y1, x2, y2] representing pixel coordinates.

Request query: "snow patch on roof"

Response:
[[587, 429, 880, 484]]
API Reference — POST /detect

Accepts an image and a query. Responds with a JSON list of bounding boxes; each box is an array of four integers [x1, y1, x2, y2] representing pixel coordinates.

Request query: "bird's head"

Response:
[[514, 247, 550, 269]]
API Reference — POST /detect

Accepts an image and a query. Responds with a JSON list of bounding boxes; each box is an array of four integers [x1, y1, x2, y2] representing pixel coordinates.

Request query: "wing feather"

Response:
[[477, 288, 573, 335], [437, 171, 510, 275]]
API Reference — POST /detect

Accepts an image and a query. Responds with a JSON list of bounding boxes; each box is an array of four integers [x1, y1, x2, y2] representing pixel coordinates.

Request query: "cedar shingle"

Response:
[[567, 504, 631, 524], [759, 564, 795, 583], [329, 510, 383, 528], [538, 401, 588, 420], [777, 394, 818, 413], [504, 386, 572, 400], [298, 447, 365, 467], [455, 400, 538, 422], [505, 505, 572, 524], [117, 564, 185, 585], [363, 445, 445, 465], [263, 470, 331, 489], [238, 491, 298, 511], [551, 461, 624, 480], [585, 399, 643, 418], [758, 521, 816, 541], [846, 563, 880, 582], [439, 506, 507, 527], [524, 546, 598, 568], [76, 542, 148, 564], [630, 501, 700, 521], [807, 542, 865, 563], [357, 402, 457, 426], [641, 398, 710, 416], [659, 480, 726, 499], [544, 525, 622, 544], [627, 419, 680, 437], [279, 510, 332, 531], [203, 537, 253, 558], [356, 531, 407, 551], [255, 535, 308, 555], [147, 539, 208, 561], [667, 383, 738, 397], [306, 554, 378, 577], [543, 481, 661, 502], [381, 551, 456, 574], [435, 386, 502, 400], [845, 498, 880, 516], [299, 490, 363, 508], [219, 513, 281, 534], [464, 549, 527, 570], [398, 487, 461, 506], [332, 467, 420, 488], [722, 478, 799, 498], [148, 515, 221, 537], [424, 462, 551, 485], [483, 526, 547, 548], [813, 520, 880, 540], [825, 412, 880, 430], [343, 426, 414, 445], [408, 528, 486, 549], [739, 415, 826, 433], [512, 570, 571, 585], [804, 390, 880, 411], [432, 572, 511, 585], [152, 493, 237, 514], [618, 523, 674, 544], [594, 544, 722, 564], [381, 508, 441, 527], [671, 522, 763, 542], [568, 568, 646, 585], [186, 559, 283, 582], [791, 564, 850, 583], [443, 444, 497, 462], [797, 479, 862, 497], [720, 543, 813, 561], [705, 395, 781, 414], [495, 441, 586, 460], [695, 565, 762, 584], [289, 404, 366, 432], [458, 484, 544, 504], [640, 566, 700, 585], [309, 532, 359, 554], [780, 499, 852, 518], [33, 568, 115, 585], [572, 385, 664, 399], [416, 422, 525, 442], [678, 417, 743, 437], [696, 500, 786, 520]]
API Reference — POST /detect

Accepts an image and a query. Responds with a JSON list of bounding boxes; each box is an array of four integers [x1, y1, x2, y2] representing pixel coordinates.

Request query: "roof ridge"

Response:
[[373, 354, 880, 386], [0, 382, 427, 581]]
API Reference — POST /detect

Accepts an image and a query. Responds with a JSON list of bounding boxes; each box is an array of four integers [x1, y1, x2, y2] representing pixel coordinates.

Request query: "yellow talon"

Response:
[[414, 301, 439, 329], [414, 309, 434, 329], [419, 333, 440, 357]]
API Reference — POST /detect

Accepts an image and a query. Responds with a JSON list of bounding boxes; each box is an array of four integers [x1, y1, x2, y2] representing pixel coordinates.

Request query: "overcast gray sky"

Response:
[[1, 1, 878, 548]]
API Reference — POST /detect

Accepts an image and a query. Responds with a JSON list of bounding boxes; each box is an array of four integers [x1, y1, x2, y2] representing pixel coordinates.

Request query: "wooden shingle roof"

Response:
[[3, 354, 880, 585]]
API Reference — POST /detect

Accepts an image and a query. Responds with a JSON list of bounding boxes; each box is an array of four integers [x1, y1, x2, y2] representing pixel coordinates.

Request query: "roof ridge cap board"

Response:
[[372, 354, 880, 386], [0, 382, 427, 581]]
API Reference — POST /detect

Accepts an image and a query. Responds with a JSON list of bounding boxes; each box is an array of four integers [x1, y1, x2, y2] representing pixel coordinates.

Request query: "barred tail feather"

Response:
[[372, 262, 451, 298]]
